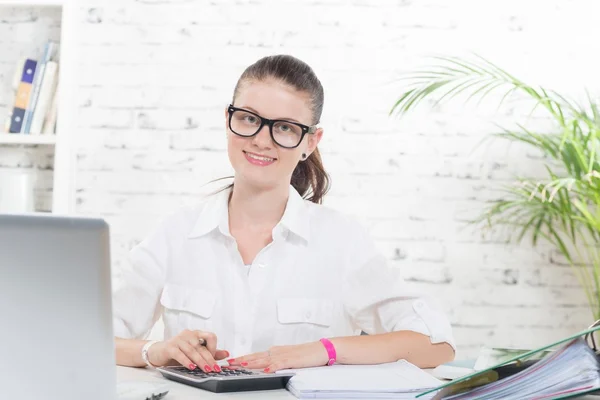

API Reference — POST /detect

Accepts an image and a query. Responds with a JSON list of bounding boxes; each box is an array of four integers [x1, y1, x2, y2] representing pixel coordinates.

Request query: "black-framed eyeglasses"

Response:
[[227, 104, 317, 149]]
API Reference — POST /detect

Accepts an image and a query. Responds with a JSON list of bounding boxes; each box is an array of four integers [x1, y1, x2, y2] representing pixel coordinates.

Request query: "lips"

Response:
[[244, 151, 277, 166]]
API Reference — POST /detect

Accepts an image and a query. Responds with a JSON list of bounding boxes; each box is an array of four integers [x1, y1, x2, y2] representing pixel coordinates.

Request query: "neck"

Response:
[[228, 180, 289, 233]]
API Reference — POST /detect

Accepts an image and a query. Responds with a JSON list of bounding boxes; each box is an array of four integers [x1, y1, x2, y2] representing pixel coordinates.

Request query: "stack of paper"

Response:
[[431, 347, 554, 381], [428, 338, 600, 400], [278, 360, 442, 399]]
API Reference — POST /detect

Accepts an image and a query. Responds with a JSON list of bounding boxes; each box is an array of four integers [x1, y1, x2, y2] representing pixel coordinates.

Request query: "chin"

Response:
[[236, 169, 284, 191]]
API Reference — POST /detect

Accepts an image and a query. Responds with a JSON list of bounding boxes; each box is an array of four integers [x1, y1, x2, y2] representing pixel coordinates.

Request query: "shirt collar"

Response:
[[187, 185, 310, 242], [187, 187, 231, 239], [280, 185, 310, 242]]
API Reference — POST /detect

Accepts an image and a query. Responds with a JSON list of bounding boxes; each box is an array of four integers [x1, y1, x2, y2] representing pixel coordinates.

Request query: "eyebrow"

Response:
[[240, 105, 303, 124]]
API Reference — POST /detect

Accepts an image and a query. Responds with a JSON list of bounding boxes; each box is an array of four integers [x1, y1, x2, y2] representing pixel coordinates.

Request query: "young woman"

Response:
[[113, 55, 455, 374]]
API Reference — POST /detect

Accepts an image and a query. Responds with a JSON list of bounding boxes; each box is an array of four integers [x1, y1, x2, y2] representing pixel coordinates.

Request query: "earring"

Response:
[[302, 153, 307, 160]]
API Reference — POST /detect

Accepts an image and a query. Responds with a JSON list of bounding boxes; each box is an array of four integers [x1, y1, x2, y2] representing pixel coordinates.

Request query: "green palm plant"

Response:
[[391, 55, 600, 319]]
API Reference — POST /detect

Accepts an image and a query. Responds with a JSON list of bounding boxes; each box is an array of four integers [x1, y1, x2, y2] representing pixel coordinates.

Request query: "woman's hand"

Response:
[[148, 329, 229, 372], [228, 341, 329, 373]]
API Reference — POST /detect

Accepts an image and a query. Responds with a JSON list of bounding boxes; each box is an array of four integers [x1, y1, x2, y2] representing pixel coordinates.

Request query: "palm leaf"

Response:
[[392, 54, 600, 317]]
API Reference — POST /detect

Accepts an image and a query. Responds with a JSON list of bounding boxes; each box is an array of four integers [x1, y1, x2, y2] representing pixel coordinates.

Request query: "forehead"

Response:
[[235, 79, 313, 123]]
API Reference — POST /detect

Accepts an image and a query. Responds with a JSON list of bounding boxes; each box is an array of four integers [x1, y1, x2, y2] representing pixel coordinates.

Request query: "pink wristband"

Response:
[[319, 338, 337, 366]]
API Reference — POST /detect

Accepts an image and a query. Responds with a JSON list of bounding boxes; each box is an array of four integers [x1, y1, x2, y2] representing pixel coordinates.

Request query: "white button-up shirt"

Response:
[[112, 186, 455, 357]]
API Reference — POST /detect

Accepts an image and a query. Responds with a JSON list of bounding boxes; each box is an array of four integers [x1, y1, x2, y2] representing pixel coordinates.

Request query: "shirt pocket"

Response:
[[160, 283, 216, 338], [275, 298, 334, 345]]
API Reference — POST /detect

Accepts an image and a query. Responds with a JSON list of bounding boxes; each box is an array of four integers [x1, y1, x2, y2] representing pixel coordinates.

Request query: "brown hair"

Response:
[[231, 54, 331, 204]]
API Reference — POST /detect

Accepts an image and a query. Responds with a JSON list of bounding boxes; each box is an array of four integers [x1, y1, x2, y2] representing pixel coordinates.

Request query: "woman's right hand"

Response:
[[147, 329, 229, 372]]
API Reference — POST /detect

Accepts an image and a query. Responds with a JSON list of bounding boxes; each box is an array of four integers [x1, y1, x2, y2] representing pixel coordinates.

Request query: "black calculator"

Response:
[[156, 365, 295, 393]]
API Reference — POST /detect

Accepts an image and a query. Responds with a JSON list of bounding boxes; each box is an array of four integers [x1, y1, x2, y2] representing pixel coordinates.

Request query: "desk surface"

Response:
[[117, 366, 600, 400], [117, 366, 296, 399]]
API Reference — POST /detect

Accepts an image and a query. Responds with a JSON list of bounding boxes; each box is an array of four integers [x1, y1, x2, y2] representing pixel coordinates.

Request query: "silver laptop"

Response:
[[0, 213, 117, 400]]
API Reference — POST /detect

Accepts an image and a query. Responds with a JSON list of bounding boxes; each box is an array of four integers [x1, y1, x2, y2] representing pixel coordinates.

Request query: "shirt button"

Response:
[[240, 338, 246, 345], [305, 311, 312, 320], [414, 300, 424, 308], [257, 263, 266, 268]]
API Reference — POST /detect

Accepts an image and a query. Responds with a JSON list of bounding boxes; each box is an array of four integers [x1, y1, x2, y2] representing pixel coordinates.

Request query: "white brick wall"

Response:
[[5, 0, 600, 358], [76, 0, 600, 357]]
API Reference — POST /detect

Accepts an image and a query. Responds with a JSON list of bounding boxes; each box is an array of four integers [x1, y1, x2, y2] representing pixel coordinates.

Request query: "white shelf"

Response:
[[0, 133, 56, 145], [0, 0, 63, 6], [0, 0, 76, 214]]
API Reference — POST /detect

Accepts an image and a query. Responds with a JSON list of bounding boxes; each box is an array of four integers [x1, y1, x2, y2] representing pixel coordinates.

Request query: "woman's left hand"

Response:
[[228, 341, 330, 373]]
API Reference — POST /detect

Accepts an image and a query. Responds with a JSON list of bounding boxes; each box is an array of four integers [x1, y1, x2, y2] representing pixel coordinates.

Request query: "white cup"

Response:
[[0, 170, 36, 213]]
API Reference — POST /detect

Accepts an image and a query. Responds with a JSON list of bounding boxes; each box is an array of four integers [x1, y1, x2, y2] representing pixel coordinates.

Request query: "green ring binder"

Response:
[[420, 320, 600, 400]]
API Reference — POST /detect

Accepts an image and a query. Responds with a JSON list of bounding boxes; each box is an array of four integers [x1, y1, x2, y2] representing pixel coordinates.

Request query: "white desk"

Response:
[[117, 366, 600, 399], [117, 366, 295, 399]]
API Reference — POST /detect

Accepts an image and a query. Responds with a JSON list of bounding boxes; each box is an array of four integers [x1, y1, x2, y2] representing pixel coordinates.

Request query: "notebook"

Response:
[[277, 360, 442, 399], [419, 322, 600, 400]]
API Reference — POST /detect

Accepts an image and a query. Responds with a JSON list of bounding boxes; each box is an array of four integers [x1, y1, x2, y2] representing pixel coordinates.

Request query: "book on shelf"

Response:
[[7, 58, 37, 133], [5, 40, 60, 136], [41, 80, 59, 135]]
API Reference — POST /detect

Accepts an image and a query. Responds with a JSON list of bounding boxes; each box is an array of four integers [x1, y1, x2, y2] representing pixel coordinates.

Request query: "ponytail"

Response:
[[291, 148, 330, 204]]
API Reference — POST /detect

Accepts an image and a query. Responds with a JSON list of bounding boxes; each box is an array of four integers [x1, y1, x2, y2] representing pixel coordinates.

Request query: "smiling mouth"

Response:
[[244, 151, 277, 162]]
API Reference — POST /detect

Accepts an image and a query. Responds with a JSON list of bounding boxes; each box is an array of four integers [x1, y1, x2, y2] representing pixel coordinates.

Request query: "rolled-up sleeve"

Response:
[[112, 222, 168, 339], [341, 223, 455, 350]]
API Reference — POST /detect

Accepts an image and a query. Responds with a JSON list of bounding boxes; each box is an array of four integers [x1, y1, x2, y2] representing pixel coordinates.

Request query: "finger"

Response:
[[198, 345, 221, 372], [168, 346, 196, 371], [262, 363, 276, 373], [195, 331, 218, 355], [228, 351, 269, 366], [165, 359, 181, 367], [183, 331, 209, 352], [187, 335, 212, 356], [215, 349, 230, 361], [180, 330, 206, 354], [187, 336, 205, 348], [263, 359, 288, 373], [243, 357, 271, 369], [178, 341, 211, 372]]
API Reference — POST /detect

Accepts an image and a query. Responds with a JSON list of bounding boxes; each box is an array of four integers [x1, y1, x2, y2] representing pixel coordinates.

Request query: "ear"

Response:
[[305, 127, 323, 155]]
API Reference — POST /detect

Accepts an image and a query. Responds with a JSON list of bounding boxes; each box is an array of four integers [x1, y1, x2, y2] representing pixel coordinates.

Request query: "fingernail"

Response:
[[188, 363, 196, 370], [264, 368, 270, 372], [214, 364, 221, 372], [227, 358, 235, 364], [204, 365, 212, 372], [224, 351, 230, 357], [241, 362, 248, 367]]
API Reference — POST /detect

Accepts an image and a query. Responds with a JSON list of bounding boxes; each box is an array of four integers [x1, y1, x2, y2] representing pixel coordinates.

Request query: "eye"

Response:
[[244, 115, 258, 124], [279, 124, 292, 132]]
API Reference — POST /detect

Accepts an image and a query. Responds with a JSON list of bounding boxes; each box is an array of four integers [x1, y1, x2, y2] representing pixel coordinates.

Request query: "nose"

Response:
[[251, 124, 274, 149]]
